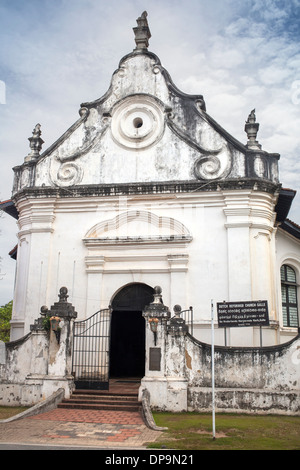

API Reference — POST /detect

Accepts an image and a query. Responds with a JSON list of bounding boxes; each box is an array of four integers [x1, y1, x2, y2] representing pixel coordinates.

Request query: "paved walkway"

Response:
[[0, 380, 163, 449], [0, 410, 162, 449]]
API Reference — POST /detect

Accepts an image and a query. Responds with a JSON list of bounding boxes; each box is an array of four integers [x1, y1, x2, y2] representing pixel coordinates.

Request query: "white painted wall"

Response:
[[11, 186, 299, 347], [9, 50, 299, 346]]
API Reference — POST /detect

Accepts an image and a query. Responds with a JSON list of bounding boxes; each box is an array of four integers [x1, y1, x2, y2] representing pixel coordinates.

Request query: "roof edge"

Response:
[[279, 218, 300, 240], [275, 188, 296, 223]]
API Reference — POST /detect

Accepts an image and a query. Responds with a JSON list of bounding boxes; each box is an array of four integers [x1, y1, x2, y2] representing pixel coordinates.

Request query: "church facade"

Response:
[[3, 12, 300, 368]]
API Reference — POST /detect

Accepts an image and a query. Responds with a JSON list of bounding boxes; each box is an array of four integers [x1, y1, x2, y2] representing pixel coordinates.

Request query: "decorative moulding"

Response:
[[110, 95, 165, 150], [84, 253, 189, 274], [83, 210, 193, 248]]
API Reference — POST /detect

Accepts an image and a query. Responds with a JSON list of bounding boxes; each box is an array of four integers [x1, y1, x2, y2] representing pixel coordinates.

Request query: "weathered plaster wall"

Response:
[[183, 332, 300, 414], [0, 331, 48, 406], [0, 319, 75, 406], [3, 331, 48, 383], [140, 294, 299, 415], [11, 185, 287, 349], [12, 50, 279, 195], [9, 47, 291, 348]]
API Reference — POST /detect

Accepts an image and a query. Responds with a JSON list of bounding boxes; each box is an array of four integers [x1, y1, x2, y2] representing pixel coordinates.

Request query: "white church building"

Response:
[[2, 12, 300, 382]]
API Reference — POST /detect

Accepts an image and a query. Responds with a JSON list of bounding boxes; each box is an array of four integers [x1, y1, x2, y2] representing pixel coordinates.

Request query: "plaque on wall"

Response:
[[149, 347, 161, 371]]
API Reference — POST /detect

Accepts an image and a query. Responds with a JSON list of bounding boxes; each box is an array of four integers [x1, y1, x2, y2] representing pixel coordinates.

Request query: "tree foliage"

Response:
[[0, 300, 13, 342]]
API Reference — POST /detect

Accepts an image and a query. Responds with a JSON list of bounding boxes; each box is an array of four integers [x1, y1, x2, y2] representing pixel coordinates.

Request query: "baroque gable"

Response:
[[12, 14, 280, 198]]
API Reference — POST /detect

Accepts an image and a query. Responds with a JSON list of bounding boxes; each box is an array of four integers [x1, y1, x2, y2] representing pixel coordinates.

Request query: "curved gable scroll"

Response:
[[83, 210, 192, 247]]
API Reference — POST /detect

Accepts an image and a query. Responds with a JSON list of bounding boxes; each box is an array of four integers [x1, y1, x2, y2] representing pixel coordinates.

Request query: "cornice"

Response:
[[12, 179, 280, 202], [83, 235, 192, 248], [17, 228, 54, 238]]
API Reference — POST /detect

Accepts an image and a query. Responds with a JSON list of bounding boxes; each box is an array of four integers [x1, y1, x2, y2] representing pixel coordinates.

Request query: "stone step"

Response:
[[58, 388, 141, 412], [63, 395, 138, 403], [73, 389, 138, 397], [58, 401, 140, 412]]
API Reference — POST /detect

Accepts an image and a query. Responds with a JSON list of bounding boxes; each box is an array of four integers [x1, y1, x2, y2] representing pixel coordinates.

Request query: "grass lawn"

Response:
[[151, 412, 300, 450], [0, 406, 29, 420]]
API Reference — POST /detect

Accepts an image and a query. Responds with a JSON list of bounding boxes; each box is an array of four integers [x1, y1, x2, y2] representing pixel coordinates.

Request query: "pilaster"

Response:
[[85, 255, 105, 315], [12, 196, 56, 336], [223, 191, 252, 301]]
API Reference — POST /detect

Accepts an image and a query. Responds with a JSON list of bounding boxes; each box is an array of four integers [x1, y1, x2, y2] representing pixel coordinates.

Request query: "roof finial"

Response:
[[244, 109, 261, 150], [24, 123, 44, 162], [133, 11, 151, 50]]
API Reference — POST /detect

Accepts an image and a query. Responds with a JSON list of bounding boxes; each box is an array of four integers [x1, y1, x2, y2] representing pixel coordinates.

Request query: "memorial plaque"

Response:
[[149, 347, 161, 371], [217, 301, 269, 328]]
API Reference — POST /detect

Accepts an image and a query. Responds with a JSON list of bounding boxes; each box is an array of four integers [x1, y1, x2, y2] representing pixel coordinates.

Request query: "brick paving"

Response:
[[0, 380, 163, 448], [30, 408, 144, 425]]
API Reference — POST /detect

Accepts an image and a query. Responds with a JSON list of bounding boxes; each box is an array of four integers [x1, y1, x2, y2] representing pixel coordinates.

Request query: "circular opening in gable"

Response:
[[133, 117, 143, 128], [111, 96, 164, 149]]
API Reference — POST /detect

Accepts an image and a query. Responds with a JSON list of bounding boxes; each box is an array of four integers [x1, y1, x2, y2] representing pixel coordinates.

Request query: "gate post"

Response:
[[140, 286, 171, 408], [140, 288, 190, 411], [165, 305, 189, 411], [40, 287, 77, 398]]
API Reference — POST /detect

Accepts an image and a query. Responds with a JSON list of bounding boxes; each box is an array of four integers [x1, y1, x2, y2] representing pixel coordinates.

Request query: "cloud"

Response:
[[0, 0, 300, 304]]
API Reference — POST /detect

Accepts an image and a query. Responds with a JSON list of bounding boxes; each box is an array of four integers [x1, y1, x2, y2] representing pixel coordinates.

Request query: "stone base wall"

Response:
[[188, 387, 300, 416], [0, 315, 75, 407], [0, 377, 74, 407], [185, 332, 300, 415], [141, 328, 300, 415], [1, 303, 299, 414]]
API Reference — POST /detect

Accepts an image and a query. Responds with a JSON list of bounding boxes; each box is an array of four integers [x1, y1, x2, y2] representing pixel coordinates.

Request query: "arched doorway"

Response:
[[110, 283, 154, 378]]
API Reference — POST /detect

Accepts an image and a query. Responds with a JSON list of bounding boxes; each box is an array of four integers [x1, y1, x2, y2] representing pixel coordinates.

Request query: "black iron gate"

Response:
[[72, 308, 112, 390]]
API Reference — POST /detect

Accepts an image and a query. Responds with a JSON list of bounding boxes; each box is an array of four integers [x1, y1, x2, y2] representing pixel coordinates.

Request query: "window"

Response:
[[280, 265, 299, 328]]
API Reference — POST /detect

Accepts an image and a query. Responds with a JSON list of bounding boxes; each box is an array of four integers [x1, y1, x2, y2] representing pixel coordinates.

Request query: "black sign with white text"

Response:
[[217, 301, 269, 328]]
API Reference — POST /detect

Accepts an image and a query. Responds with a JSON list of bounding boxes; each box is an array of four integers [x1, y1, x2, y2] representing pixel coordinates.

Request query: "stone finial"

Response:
[[167, 304, 188, 336], [152, 286, 163, 304], [173, 304, 182, 317], [133, 11, 151, 50], [24, 123, 44, 162], [31, 287, 77, 332], [244, 109, 261, 150], [58, 286, 69, 303], [142, 286, 171, 319], [47, 287, 77, 320]]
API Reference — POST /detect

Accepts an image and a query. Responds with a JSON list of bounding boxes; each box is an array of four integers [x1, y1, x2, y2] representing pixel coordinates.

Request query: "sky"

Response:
[[0, 0, 299, 305]]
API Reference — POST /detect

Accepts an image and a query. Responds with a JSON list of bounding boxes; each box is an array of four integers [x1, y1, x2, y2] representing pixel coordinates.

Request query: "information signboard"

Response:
[[217, 301, 269, 328]]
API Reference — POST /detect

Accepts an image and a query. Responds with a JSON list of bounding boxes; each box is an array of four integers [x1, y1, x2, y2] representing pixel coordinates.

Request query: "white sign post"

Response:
[[211, 300, 216, 440]]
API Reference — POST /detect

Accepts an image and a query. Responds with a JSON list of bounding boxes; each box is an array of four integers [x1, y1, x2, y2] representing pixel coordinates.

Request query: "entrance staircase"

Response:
[[58, 379, 141, 413]]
